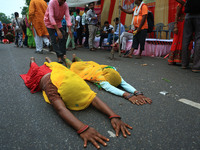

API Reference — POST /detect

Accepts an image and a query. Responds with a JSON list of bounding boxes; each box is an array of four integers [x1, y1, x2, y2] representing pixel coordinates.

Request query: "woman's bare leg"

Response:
[[45, 57, 52, 63], [63, 55, 72, 69], [72, 54, 83, 62], [30, 57, 35, 66]]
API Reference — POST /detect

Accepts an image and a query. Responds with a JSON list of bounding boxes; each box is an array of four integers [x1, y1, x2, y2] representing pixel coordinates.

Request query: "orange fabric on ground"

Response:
[[133, 4, 148, 30], [28, 0, 49, 37]]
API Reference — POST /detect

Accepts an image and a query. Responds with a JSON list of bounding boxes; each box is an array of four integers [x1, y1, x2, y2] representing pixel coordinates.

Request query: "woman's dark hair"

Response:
[[14, 12, 19, 18], [76, 9, 80, 14]]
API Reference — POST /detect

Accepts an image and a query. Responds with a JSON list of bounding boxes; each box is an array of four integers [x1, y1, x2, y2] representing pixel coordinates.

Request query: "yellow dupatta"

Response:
[[70, 61, 122, 87], [43, 62, 96, 111]]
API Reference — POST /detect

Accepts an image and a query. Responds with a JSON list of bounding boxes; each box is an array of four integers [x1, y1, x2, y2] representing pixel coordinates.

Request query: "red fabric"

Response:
[[168, 0, 178, 24], [168, 1, 192, 63], [3, 24, 8, 36], [120, 11, 127, 25], [108, 0, 116, 23], [20, 62, 52, 93], [2, 39, 9, 44], [101, 0, 104, 12]]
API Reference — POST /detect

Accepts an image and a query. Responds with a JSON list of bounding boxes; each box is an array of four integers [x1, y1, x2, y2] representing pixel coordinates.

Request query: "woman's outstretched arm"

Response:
[[91, 96, 133, 137], [51, 98, 109, 149]]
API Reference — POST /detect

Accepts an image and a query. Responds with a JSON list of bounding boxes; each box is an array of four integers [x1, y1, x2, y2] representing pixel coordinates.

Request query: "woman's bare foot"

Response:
[[63, 55, 67, 59], [124, 54, 133, 58], [30, 57, 35, 66], [45, 57, 52, 63], [72, 54, 76, 62], [135, 55, 142, 59], [30, 57, 35, 63]]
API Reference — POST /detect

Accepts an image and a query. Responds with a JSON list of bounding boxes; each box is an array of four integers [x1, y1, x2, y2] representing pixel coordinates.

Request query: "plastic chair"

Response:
[[153, 23, 165, 39], [163, 22, 175, 39]]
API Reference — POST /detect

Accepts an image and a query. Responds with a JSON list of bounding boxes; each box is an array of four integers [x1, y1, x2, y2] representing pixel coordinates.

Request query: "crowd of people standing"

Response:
[[0, 0, 199, 72]]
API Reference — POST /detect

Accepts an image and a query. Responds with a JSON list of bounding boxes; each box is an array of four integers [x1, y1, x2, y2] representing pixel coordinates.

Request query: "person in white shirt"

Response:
[[98, 21, 114, 49], [75, 9, 83, 47]]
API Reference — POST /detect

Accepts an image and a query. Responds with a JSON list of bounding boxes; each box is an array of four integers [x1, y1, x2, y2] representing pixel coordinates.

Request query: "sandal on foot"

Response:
[[123, 55, 133, 58], [90, 48, 95, 51], [192, 70, 200, 73], [181, 66, 189, 69]]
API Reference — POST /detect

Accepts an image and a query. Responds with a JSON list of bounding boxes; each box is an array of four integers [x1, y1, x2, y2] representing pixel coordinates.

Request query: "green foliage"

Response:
[[26, 0, 31, 6], [0, 13, 11, 24], [21, 6, 28, 16]]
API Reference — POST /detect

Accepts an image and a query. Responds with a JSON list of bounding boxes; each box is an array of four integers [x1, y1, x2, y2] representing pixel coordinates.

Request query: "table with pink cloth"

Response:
[[92, 37, 173, 57]]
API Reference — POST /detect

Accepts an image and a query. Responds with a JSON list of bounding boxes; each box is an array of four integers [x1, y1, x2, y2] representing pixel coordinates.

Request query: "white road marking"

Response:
[[178, 99, 200, 110], [107, 131, 116, 138]]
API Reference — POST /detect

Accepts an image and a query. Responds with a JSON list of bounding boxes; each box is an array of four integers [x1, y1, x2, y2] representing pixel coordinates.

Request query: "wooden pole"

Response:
[[110, 0, 122, 59]]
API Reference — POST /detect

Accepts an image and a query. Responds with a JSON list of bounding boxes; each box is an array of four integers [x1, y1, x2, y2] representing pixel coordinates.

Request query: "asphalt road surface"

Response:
[[0, 44, 200, 150]]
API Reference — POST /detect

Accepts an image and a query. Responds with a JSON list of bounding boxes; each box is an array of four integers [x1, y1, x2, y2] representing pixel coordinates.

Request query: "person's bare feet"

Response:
[[124, 54, 133, 58], [30, 57, 35, 66], [45, 57, 52, 63], [63, 55, 67, 59], [30, 57, 35, 62], [72, 54, 76, 62], [135, 55, 142, 59]]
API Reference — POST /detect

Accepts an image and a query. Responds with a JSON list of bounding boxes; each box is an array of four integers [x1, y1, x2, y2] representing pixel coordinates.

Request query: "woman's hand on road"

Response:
[[80, 127, 109, 149], [111, 118, 132, 137]]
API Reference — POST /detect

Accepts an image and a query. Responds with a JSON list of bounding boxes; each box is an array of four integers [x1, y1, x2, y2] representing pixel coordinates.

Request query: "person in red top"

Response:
[[120, 0, 148, 59]]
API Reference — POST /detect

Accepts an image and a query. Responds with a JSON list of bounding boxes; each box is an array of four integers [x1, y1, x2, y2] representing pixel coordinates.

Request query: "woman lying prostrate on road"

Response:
[[20, 57, 132, 149], [64, 54, 152, 106]]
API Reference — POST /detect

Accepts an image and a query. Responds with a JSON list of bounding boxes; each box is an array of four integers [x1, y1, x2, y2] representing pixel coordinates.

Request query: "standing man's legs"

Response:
[[88, 25, 96, 50], [47, 28, 65, 62], [192, 18, 200, 71], [33, 27, 44, 53], [66, 35, 72, 49], [182, 18, 194, 68], [77, 27, 83, 46], [137, 29, 147, 58], [42, 36, 50, 47], [84, 24, 89, 47], [58, 28, 67, 57]]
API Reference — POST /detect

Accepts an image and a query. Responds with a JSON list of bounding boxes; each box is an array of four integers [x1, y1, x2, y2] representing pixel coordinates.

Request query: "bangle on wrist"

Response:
[[125, 93, 134, 100], [77, 125, 89, 134], [134, 91, 143, 96], [109, 115, 121, 120]]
